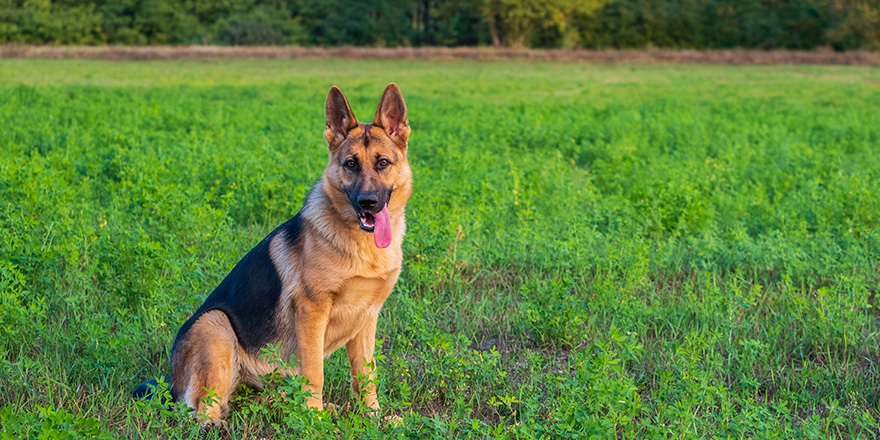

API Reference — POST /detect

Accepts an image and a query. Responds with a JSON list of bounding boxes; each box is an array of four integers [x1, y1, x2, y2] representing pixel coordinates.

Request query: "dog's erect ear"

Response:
[[373, 83, 409, 146], [325, 86, 358, 149]]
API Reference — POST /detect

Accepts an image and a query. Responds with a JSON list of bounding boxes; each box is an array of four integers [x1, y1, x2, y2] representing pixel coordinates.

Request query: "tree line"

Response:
[[1, 0, 878, 50]]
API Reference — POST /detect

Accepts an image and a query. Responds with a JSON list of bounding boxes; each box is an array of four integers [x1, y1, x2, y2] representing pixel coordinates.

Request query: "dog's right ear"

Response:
[[325, 86, 358, 150]]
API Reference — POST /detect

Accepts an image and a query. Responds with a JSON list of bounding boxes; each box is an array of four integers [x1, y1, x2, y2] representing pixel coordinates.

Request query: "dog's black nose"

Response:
[[357, 192, 379, 211]]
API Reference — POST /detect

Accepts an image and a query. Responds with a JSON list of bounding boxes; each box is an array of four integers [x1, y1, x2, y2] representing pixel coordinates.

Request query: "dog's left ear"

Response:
[[325, 86, 358, 151], [373, 83, 409, 147]]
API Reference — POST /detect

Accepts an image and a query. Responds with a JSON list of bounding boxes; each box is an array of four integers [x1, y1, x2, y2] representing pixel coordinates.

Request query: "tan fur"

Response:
[[170, 84, 412, 424], [171, 310, 240, 422]]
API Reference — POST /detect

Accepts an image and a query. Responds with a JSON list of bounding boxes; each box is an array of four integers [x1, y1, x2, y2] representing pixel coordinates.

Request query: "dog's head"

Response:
[[322, 84, 412, 247]]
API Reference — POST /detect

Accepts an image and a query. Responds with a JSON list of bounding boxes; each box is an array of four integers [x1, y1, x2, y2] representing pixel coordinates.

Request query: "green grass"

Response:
[[1, 59, 879, 438]]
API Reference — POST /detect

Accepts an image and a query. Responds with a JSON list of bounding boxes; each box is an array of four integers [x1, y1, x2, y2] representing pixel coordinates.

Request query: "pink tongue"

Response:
[[373, 204, 392, 248]]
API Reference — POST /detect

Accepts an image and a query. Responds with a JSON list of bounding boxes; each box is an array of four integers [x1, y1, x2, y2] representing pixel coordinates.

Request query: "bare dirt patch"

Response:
[[2, 45, 879, 65]]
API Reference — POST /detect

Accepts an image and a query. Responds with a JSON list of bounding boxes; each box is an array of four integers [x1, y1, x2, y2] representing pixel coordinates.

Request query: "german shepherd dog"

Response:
[[134, 84, 412, 425]]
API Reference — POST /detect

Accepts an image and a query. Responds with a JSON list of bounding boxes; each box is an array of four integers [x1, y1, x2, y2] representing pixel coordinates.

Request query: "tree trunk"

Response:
[[509, 33, 526, 48], [422, 0, 431, 44], [487, 13, 502, 47]]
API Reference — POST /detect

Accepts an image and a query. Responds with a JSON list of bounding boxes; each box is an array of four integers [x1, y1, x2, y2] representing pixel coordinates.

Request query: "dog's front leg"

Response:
[[346, 312, 380, 410], [295, 298, 331, 410]]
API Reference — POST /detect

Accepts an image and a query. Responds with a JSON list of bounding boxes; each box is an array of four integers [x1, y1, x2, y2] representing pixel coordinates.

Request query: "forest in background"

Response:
[[1, 0, 879, 50]]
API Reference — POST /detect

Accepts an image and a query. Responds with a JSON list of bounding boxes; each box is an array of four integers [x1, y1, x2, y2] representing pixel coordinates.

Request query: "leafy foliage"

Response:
[[1, 0, 880, 49], [481, 0, 609, 48], [0, 59, 879, 437], [0, 405, 111, 439]]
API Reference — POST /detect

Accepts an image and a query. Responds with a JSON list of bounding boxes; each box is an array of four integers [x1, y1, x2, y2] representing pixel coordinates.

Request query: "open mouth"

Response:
[[357, 212, 376, 232], [355, 204, 392, 248]]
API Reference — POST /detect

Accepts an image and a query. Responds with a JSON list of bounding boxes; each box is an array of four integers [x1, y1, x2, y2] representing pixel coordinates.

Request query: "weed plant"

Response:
[[0, 60, 879, 438]]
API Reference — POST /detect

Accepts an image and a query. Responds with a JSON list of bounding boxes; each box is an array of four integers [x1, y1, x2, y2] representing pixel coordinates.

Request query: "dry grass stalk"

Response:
[[1, 45, 879, 65]]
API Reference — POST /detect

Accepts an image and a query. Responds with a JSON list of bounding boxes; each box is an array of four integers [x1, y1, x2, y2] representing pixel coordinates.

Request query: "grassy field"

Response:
[[1, 59, 879, 439]]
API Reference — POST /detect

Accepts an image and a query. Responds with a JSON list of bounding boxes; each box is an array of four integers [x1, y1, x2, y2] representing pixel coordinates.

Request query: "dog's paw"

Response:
[[199, 418, 228, 431], [383, 414, 404, 427]]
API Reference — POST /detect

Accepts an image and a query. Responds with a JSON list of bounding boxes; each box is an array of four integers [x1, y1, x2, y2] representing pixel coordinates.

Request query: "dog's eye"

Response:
[[377, 158, 390, 168], [344, 159, 357, 169]]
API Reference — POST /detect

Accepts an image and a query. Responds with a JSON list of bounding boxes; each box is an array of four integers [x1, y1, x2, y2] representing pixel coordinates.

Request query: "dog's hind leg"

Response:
[[171, 310, 240, 425]]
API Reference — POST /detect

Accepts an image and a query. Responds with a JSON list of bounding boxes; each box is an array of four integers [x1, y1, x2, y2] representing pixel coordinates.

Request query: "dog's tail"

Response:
[[133, 375, 176, 403]]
